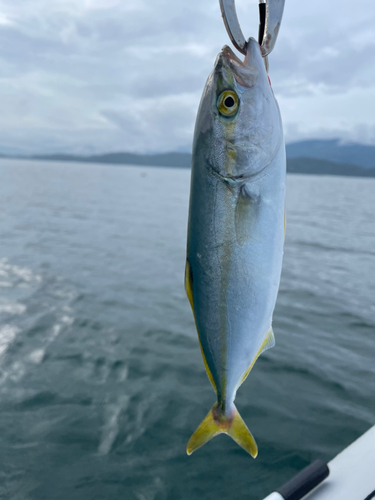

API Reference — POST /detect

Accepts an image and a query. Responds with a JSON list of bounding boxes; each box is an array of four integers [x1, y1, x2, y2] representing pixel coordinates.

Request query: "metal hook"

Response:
[[219, 0, 285, 57]]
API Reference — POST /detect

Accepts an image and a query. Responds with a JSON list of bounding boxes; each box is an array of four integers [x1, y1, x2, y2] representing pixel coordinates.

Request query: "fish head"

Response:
[[195, 37, 283, 179]]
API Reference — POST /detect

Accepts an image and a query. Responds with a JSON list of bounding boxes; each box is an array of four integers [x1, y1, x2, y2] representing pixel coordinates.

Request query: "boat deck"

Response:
[[304, 425, 375, 500], [263, 425, 375, 500]]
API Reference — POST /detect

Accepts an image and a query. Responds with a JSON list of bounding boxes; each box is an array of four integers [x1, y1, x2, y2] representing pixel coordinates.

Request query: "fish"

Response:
[[185, 37, 286, 457]]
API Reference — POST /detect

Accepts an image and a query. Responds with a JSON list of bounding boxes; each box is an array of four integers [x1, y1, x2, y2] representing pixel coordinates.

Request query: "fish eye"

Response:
[[217, 90, 239, 117], [224, 96, 235, 107]]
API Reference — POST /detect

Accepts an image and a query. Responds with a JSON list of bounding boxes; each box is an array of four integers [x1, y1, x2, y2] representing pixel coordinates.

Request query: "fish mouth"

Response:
[[217, 38, 261, 88], [220, 45, 245, 69]]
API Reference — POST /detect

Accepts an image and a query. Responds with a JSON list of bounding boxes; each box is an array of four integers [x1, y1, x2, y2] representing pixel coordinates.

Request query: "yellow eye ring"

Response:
[[217, 90, 239, 117]]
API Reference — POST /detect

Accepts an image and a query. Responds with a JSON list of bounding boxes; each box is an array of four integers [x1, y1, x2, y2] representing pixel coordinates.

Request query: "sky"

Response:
[[0, 0, 375, 155]]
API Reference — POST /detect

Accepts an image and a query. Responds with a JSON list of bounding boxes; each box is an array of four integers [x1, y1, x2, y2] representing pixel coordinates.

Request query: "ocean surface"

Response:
[[0, 158, 374, 500]]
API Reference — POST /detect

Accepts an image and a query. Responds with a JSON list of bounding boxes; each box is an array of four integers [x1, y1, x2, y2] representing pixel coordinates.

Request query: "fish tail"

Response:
[[186, 402, 258, 457]]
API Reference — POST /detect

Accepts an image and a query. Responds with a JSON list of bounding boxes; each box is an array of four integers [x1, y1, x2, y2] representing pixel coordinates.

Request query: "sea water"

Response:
[[0, 159, 374, 500]]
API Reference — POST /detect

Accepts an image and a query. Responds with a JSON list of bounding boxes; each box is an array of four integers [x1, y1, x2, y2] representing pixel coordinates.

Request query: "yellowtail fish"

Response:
[[185, 38, 286, 457]]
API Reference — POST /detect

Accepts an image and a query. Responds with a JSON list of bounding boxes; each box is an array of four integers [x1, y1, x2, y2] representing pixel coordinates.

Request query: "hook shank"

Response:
[[219, 0, 247, 55]]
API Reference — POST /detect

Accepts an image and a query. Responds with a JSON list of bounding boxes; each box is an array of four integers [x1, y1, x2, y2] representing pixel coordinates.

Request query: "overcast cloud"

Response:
[[0, 0, 375, 154]]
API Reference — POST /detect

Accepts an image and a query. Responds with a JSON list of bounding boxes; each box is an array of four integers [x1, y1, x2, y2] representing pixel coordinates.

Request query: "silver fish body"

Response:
[[185, 38, 285, 456]]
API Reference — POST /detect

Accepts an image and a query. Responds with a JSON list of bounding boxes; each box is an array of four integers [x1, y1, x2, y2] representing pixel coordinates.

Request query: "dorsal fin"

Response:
[[184, 259, 194, 311], [185, 259, 217, 392]]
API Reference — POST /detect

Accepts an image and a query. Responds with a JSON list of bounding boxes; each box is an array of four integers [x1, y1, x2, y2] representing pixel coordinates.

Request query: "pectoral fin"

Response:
[[235, 184, 259, 245]]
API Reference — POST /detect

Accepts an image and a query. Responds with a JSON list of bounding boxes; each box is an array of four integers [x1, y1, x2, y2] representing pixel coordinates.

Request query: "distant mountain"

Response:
[[286, 139, 375, 169], [1, 141, 375, 177], [287, 157, 375, 177], [26, 152, 375, 177], [31, 152, 192, 168], [28, 139, 375, 172]]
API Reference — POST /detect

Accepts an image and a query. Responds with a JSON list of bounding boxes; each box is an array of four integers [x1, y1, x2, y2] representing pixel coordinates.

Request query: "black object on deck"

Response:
[[276, 460, 330, 500], [258, 2, 266, 45]]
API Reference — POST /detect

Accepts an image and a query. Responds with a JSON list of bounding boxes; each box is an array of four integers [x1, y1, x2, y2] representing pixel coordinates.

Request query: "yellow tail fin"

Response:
[[186, 403, 258, 457]]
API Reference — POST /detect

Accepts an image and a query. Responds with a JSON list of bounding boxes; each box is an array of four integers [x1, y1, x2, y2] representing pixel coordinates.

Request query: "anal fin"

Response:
[[238, 326, 275, 387]]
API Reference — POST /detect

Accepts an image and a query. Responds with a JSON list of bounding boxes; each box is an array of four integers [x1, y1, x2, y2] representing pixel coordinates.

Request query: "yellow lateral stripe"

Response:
[[185, 260, 217, 392]]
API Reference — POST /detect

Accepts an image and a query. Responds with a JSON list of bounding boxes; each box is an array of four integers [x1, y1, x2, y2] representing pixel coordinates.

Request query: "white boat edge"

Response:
[[304, 424, 375, 500], [263, 424, 375, 500]]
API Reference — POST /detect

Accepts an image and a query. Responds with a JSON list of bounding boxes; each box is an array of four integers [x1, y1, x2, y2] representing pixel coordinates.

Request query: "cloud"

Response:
[[0, 0, 375, 154]]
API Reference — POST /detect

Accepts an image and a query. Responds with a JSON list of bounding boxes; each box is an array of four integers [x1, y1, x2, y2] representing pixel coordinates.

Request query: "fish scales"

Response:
[[185, 38, 286, 457]]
